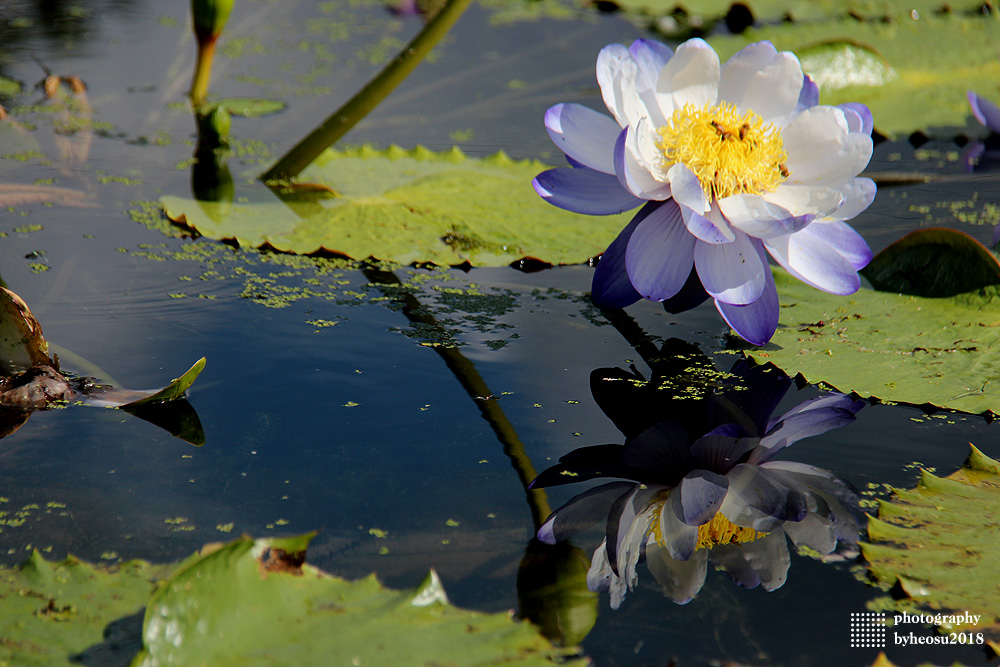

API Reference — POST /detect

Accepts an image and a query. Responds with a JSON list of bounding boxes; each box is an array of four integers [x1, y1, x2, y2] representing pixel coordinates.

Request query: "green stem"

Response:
[[189, 37, 218, 108], [261, 0, 473, 183]]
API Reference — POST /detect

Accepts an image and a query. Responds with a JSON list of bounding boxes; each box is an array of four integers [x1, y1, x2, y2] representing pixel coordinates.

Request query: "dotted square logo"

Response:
[[850, 612, 887, 648]]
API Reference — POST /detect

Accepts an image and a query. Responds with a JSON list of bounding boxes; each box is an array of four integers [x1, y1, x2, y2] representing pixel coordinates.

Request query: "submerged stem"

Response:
[[261, 0, 473, 183], [362, 266, 552, 529]]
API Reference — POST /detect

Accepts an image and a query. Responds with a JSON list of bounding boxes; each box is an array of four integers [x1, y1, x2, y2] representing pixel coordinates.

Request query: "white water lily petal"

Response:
[[825, 177, 876, 222], [597, 43, 637, 128], [544, 103, 619, 174], [645, 542, 708, 605], [694, 231, 766, 305], [718, 190, 818, 239], [668, 163, 709, 215], [783, 106, 873, 186], [718, 41, 779, 106], [630, 39, 672, 127], [656, 39, 719, 115], [734, 52, 803, 125], [616, 123, 672, 199]]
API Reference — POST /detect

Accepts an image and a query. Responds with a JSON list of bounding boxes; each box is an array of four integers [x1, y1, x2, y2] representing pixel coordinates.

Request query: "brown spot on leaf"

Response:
[[258, 546, 306, 577]]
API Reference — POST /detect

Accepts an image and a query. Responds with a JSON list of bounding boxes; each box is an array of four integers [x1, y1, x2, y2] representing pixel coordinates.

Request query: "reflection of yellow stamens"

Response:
[[647, 495, 769, 551], [656, 102, 788, 200], [694, 510, 768, 549]]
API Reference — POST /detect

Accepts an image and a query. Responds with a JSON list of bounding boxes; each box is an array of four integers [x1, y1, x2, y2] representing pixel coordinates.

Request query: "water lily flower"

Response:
[[530, 355, 863, 607], [968, 90, 1000, 134], [534, 38, 876, 344]]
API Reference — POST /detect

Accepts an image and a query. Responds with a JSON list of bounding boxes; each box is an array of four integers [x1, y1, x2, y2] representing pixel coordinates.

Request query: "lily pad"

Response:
[[162, 145, 631, 266], [82, 357, 207, 408], [0, 551, 173, 666], [861, 444, 1000, 643], [704, 10, 1000, 137], [132, 533, 586, 666], [862, 227, 1000, 297], [738, 268, 1000, 415]]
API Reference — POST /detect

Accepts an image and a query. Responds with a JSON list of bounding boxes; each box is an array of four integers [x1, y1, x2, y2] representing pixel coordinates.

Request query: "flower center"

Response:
[[647, 498, 768, 551], [656, 102, 789, 200], [693, 511, 768, 550]]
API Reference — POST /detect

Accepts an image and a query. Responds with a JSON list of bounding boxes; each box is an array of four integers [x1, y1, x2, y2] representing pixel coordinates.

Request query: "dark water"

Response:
[[1, 2, 999, 666]]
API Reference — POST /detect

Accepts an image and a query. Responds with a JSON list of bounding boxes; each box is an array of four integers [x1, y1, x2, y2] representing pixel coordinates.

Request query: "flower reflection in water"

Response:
[[530, 341, 864, 608]]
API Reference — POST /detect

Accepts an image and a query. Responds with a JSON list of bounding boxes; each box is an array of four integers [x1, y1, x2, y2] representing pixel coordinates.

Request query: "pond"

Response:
[[1, 0, 1000, 665]]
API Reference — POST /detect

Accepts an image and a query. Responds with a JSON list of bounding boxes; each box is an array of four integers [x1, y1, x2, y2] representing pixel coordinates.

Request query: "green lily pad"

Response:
[[862, 227, 1000, 297], [162, 145, 630, 266], [0, 551, 173, 666], [0, 535, 586, 666], [705, 10, 1000, 137], [739, 268, 1000, 415], [213, 97, 286, 118], [797, 40, 897, 91], [132, 533, 586, 666], [575, 0, 1000, 136], [89, 357, 207, 408], [861, 444, 1000, 641]]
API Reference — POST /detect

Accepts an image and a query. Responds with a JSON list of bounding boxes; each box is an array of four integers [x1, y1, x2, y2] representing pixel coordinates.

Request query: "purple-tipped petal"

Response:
[[716, 239, 779, 345], [592, 202, 662, 309], [838, 102, 874, 136], [830, 177, 877, 223], [713, 531, 790, 591], [689, 427, 757, 473], [678, 470, 730, 525], [681, 203, 736, 244], [660, 490, 699, 560], [606, 485, 661, 574], [537, 481, 636, 544], [625, 199, 696, 301], [792, 219, 872, 272], [662, 266, 711, 314], [764, 228, 861, 295], [752, 407, 860, 463], [615, 125, 672, 199], [720, 464, 808, 530], [766, 393, 864, 431], [969, 90, 1000, 133], [694, 231, 767, 305], [544, 103, 619, 174], [622, 421, 696, 482], [719, 187, 838, 239], [668, 163, 710, 215], [533, 167, 643, 215], [629, 39, 673, 89], [795, 73, 819, 112]]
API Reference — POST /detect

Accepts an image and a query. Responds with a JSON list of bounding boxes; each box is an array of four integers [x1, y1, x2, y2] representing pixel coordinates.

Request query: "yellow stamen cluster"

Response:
[[656, 102, 789, 200], [647, 496, 769, 551]]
